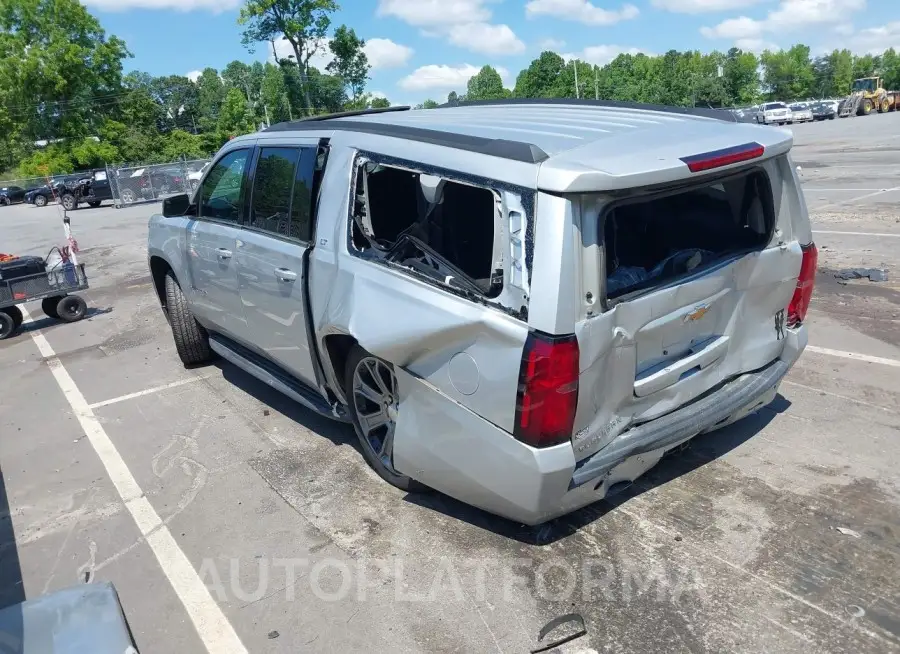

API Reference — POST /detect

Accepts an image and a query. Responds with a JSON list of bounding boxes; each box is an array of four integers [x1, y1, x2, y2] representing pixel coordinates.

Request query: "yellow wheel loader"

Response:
[[838, 77, 898, 117]]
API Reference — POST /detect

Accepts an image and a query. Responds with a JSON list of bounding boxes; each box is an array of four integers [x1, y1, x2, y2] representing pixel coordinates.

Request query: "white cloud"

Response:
[[843, 21, 900, 54], [371, 91, 388, 99], [364, 38, 414, 69], [701, 0, 866, 44], [563, 45, 650, 65], [700, 16, 763, 40], [652, 0, 761, 13], [447, 23, 526, 55], [539, 38, 567, 50], [186, 70, 202, 83], [82, 0, 239, 10], [377, 0, 525, 56], [525, 0, 640, 26], [734, 38, 779, 52], [833, 23, 854, 36], [398, 64, 509, 92]]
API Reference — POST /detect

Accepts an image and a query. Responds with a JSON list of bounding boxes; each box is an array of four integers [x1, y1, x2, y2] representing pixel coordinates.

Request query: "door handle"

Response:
[[275, 268, 297, 282], [216, 248, 232, 259]]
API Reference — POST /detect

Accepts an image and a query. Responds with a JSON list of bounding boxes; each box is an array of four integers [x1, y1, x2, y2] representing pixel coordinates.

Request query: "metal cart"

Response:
[[0, 214, 90, 340]]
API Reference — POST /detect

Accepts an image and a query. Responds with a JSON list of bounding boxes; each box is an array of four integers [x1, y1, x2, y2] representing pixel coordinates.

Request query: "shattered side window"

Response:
[[350, 160, 502, 297]]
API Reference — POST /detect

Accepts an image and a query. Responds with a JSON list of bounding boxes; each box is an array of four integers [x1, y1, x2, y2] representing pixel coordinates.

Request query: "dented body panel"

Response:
[[148, 102, 814, 526]]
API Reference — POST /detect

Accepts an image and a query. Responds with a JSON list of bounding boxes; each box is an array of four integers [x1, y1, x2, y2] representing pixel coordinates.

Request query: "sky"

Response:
[[86, 0, 899, 106]]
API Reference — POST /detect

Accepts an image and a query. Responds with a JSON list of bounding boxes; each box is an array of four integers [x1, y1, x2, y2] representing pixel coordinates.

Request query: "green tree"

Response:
[[369, 96, 390, 109], [466, 66, 509, 101], [852, 54, 879, 80], [723, 48, 759, 106], [882, 48, 900, 90], [327, 25, 369, 102], [260, 63, 292, 123], [514, 52, 566, 98], [217, 88, 257, 144], [71, 138, 119, 168], [161, 129, 207, 160], [761, 45, 815, 100], [415, 99, 439, 109], [152, 75, 199, 132], [195, 68, 227, 132], [17, 146, 75, 177], [238, 0, 339, 114]]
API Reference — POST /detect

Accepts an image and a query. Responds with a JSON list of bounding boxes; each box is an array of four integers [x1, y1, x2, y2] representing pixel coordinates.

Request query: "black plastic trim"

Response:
[[265, 106, 411, 127]]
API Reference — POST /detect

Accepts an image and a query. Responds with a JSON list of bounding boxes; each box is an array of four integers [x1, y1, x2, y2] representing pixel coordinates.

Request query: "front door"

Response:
[[186, 147, 252, 341], [235, 143, 320, 386]]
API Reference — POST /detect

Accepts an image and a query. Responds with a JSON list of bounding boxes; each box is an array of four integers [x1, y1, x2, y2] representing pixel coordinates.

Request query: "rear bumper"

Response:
[[408, 325, 806, 526]]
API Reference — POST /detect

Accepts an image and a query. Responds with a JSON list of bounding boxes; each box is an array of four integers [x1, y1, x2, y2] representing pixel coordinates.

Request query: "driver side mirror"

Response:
[[162, 193, 194, 217]]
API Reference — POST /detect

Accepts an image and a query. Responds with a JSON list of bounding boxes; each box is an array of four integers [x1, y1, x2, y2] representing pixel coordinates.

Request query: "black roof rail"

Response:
[[264, 105, 412, 131], [438, 97, 738, 123]]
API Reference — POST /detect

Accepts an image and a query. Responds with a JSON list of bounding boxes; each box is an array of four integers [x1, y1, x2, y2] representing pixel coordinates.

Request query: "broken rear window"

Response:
[[602, 169, 775, 301], [350, 161, 501, 297]]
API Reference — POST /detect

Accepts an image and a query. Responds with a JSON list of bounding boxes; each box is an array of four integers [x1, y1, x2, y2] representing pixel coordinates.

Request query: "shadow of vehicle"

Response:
[[13, 306, 113, 338], [403, 395, 792, 546], [213, 360, 355, 448], [0, 465, 25, 612]]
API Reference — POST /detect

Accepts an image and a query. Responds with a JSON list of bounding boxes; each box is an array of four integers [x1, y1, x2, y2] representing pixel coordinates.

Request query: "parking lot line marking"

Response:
[[806, 345, 900, 368], [88, 375, 213, 409], [781, 379, 898, 414], [802, 188, 882, 191], [816, 185, 900, 210], [812, 230, 900, 237], [20, 308, 247, 654]]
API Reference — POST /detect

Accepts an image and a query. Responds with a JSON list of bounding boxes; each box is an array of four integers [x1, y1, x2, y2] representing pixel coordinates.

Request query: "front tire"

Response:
[[163, 272, 212, 366], [87, 200, 101, 208], [60, 193, 77, 211], [345, 345, 424, 492], [0, 311, 15, 340], [34, 194, 47, 207], [56, 295, 87, 322], [41, 296, 63, 319]]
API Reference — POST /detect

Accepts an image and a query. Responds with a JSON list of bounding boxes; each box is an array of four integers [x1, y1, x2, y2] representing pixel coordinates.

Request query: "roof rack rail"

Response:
[[264, 105, 411, 131], [438, 98, 737, 123]]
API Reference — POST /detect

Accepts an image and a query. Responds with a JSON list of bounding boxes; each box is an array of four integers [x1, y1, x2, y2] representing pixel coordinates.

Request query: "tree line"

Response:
[[2, 0, 900, 179], [0, 0, 383, 178], [419, 46, 900, 110]]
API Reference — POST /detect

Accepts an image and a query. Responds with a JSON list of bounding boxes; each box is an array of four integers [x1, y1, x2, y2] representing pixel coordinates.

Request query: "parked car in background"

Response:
[[57, 169, 114, 210], [117, 166, 186, 204], [789, 103, 813, 123], [25, 176, 69, 207], [756, 102, 791, 125], [812, 102, 837, 120], [0, 186, 27, 206], [188, 162, 210, 192], [148, 101, 816, 525]]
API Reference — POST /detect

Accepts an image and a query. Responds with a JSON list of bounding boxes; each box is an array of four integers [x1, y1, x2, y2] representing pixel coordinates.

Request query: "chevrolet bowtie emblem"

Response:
[[685, 305, 710, 322]]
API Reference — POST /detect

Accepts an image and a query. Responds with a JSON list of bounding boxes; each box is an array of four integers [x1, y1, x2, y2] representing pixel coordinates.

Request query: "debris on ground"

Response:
[[267, 630, 280, 639], [833, 268, 889, 283], [834, 526, 862, 538], [531, 613, 587, 653]]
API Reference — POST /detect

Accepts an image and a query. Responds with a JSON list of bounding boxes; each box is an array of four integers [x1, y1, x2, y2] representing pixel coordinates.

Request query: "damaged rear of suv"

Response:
[[149, 100, 815, 526]]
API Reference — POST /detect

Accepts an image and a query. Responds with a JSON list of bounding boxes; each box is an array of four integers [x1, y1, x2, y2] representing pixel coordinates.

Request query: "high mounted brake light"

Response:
[[680, 142, 765, 173], [514, 332, 579, 448], [787, 242, 817, 327]]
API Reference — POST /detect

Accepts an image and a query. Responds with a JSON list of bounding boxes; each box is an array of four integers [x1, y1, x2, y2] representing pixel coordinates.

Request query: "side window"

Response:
[[248, 146, 317, 241], [94, 171, 107, 182], [198, 149, 249, 223]]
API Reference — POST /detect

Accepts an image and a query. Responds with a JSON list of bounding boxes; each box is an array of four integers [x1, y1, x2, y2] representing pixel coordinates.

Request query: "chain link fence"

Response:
[[0, 175, 53, 193], [106, 158, 210, 208]]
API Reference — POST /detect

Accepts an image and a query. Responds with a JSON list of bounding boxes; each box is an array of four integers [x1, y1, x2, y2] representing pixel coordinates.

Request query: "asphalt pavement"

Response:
[[1, 112, 899, 654]]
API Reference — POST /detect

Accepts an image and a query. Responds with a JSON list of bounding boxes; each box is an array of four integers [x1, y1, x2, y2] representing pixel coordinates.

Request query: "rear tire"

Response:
[[163, 271, 212, 366], [345, 345, 426, 493], [0, 311, 14, 340], [41, 296, 62, 319], [3, 305, 23, 330], [56, 295, 87, 322], [34, 194, 47, 207], [87, 200, 101, 208], [120, 188, 136, 204]]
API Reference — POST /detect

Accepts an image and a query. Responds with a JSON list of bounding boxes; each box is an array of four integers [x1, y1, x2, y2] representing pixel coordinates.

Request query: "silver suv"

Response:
[[148, 101, 816, 525]]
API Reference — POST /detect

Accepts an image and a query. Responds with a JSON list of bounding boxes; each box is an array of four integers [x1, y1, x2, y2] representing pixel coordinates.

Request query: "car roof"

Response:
[[252, 100, 794, 193]]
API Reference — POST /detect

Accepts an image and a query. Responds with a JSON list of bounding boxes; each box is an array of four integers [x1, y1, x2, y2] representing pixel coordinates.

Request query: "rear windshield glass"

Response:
[[765, 103, 786, 110], [602, 170, 775, 301]]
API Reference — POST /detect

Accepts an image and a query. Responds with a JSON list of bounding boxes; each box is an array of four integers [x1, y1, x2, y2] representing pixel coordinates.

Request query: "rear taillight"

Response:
[[681, 142, 765, 173], [787, 242, 818, 327], [514, 332, 579, 448]]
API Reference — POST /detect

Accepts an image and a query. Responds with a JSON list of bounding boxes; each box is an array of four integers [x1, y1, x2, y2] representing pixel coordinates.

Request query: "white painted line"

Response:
[[803, 188, 882, 192], [88, 375, 212, 409], [21, 308, 247, 654], [781, 380, 897, 414], [813, 230, 900, 237], [816, 185, 900, 211], [806, 345, 900, 368]]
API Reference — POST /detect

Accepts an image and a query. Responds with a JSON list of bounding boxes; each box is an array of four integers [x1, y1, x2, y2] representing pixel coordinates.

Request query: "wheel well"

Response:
[[149, 256, 173, 313], [323, 334, 357, 399]]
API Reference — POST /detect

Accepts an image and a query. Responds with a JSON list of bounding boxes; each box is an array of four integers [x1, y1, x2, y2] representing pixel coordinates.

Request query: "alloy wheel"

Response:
[[352, 356, 399, 474]]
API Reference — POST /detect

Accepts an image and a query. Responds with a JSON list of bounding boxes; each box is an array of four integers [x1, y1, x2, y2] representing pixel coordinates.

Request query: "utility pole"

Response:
[[573, 61, 580, 99], [594, 66, 599, 100]]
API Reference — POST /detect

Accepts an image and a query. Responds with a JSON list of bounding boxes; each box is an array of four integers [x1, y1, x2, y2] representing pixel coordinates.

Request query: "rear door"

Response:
[[185, 146, 252, 341], [91, 170, 112, 200], [234, 140, 321, 386], [569, 154, 804, 460]]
